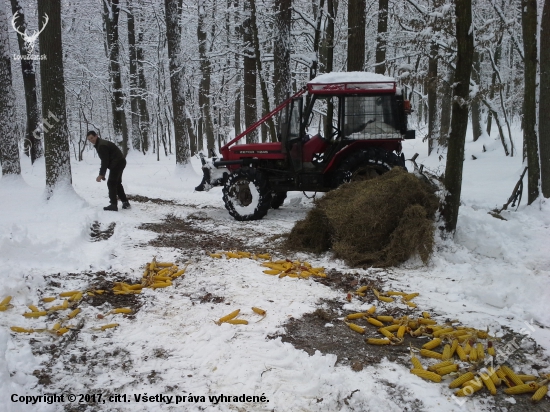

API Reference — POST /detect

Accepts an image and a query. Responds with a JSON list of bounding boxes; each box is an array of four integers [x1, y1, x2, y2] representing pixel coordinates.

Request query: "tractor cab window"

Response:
[[306, 96, 340, 140], [343, 95, 401, 139]]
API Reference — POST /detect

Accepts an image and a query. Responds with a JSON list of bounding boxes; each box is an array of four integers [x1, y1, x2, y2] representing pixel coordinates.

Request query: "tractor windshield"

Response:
[[343, 95, 401, 140], [306, 96, 340, 140]]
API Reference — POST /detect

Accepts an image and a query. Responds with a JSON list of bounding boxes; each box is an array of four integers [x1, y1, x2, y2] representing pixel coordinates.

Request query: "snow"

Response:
[[0, 126, 549, 411], [309, 71, 395, 84]]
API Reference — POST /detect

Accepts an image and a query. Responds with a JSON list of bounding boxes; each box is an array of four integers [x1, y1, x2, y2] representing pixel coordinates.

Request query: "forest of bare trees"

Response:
[[0, 0, 548, 226]]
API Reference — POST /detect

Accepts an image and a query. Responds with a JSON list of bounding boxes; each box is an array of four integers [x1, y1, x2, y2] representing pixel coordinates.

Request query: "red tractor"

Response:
[[196, 72, 415, 221]]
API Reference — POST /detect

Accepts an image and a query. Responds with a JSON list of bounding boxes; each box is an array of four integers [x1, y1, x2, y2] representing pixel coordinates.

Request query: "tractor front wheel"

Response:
[[222, 168, 272, 221]]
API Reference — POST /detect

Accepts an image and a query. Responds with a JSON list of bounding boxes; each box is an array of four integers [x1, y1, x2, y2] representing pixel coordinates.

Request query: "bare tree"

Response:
[[347, 0, 365, 71], [165, 0, 190, 164], [198, 0, 216, 154], [540, 0, 550, 198], [243, 0, 257, 143], [102, 0, 129, 155], [38, 0, 73, 194], [441, 0, 474, 232], [10, 0, 42, 163], [274, 0, 291, 105], [0, 4, 20, 175], [374, 0, 388, 74], [521, 0, 540, 203]]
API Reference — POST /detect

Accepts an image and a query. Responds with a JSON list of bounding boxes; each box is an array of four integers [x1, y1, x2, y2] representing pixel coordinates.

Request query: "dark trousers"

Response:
[[107, 161, 128, 205]]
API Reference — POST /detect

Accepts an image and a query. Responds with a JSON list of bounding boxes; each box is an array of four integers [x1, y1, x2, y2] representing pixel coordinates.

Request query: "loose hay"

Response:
[[286, 168, 438, 267]]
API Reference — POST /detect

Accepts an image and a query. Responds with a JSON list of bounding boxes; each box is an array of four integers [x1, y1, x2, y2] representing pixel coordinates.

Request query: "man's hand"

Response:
[[96, 175, 105, 182]]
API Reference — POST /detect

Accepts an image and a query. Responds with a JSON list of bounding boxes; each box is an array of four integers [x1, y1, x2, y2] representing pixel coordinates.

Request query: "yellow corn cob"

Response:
[[0, 305, 9, 311], [52, 322, 61, 331], [532, 385, 548, 402], [156, 268, 171, 277], [172, 269, 186, 278], [411, 356, 423, 370], [450, 339, 459, 357], [488, 367, 501, 386], [487, 342, 496, 357], [495, 368, 510, 387], [383, 324, 400, 332], [218, 309, 240, 324], [378, 328, 395, 339], [347, 323, 365, 334], [252, 307, 266, 316], [111, 308, 132, 314], [422, 338, 442, 350], [408, 320, 419, 329], [156, 262, 175, 267], [62, 299, 69, 309], [500, 365, 525, 386], [469, 345, 478, 362], [356, 286, 369, 293], [457, 334, 472, 343], [366, 338, 390, 345], [428, 360, 454, 372], [150, 282, 171, 288], [67, 308, 81, 319], [59, 291, 79, 297], [354, 291, 365, 297], [376, 315, 394, 323], [225, 319, 248, 325], [449, 372, 476, 389], [42, 297, 55, 303], [0, 296, 12, 306], [100, 323, 119, 331], [433, 327, 454, 338], [441, 344, 451, 360], [516, 375, 537, 382], [263, 269, 281, 275], [23, 311, 47, 318], [47, 305, 64, 312], [463, 341, 472, 355], [397, 325, 406, 339], [278, 272, 288, 278], [418, 318, 437, 325], [386, 291, 407, 296], [346, 313, 367, 320], [476, 343, 485, 361], [503, 382, 540, 395], [94, 290, 105, 294], [404, 301, 417, 308], [28, 305, 39, 312], [367, 305, 376, 314], [476, 328, 489, 339], [10, 326, 34, 333], [411, 326, 425, 337], [480, 371, 497, 395], [56, 327, 70, 336], [410, 369, 442, 383], [225, 252, 241, 259], [287, 273, 299, 278], [256, 253, 271, 260], [420, 349, 443, 360], [126, 284, 143, 290], [455, 379, 484, 396], [236, 251, 251, 257], [435, 364, 458, 376], [402, 292, 419, 301], [209, 253, 222, 258], [149, 260, 157, 271], [378, 296, 394, 303], [422, 311, 431, 318], [153, 276, 172, 282], [367, 317, 384, 327]]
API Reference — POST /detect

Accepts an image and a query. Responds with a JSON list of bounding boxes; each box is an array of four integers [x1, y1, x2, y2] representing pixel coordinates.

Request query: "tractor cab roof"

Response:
[[307, 72, 397, 95]]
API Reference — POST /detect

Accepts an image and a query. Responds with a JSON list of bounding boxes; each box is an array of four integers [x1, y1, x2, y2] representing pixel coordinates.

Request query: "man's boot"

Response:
[[122, 201, 131, 209], [104, 204, 118, 211]]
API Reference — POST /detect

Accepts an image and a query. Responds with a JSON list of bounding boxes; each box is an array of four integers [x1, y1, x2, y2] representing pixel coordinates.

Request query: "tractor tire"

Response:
[[332, 148, 406, 187], [271, 192, 287, 209], [222, 168, 272, 221]]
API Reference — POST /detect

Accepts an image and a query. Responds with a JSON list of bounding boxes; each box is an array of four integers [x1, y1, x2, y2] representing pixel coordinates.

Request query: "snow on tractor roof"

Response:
[[308, 71, 396, 95]]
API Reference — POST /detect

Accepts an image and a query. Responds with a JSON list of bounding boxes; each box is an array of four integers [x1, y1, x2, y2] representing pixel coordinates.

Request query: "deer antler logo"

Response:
[[11, 12, 49, 56]]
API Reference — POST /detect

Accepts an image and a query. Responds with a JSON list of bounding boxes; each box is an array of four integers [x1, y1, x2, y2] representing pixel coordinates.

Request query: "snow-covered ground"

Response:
[[0, 127, 549, 412]]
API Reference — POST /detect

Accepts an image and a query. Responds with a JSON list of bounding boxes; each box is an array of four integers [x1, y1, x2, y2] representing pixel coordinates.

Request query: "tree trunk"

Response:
[[540, 0, 550, 198], [136, 31, 150, 153], [471, 51, 483, 142], [521, 0, 540, 204], [0, 7, 20, 175], [127, 0, 140, 152], [441, 0, 474, 232], [325, 0, 337, 73], [427, 43, 438, 156], [10, 0, 42, 163], [165, 0, 190, 164], [347, 0, 365, 71], [198, 1, 216, 154], [274, 0, 291, 105], [375, 0, 388, 74], [102, 0, 129, 156], [38, 0, 73, 194], [486, 33, 503, 137], [439, 66, 453, 146], [243, 0, 257, 143]]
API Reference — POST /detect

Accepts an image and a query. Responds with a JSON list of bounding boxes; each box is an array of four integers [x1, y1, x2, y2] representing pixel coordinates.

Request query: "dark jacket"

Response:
[[94, 138, 126, 176]]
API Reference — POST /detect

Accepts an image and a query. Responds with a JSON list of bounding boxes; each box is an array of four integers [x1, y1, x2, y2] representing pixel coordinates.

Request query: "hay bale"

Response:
[[285, 168, 439, 267]]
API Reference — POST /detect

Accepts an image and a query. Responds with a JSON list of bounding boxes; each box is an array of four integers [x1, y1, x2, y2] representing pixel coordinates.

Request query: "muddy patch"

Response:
[[89, 221, 116, 242], [139, 214, 246, 251]]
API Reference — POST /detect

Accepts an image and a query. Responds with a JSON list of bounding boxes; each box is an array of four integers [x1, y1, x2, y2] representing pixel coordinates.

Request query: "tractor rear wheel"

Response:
[[333, 148, 405, 187], [271, 192, 287, 209], [222, 168, 272, 221]]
